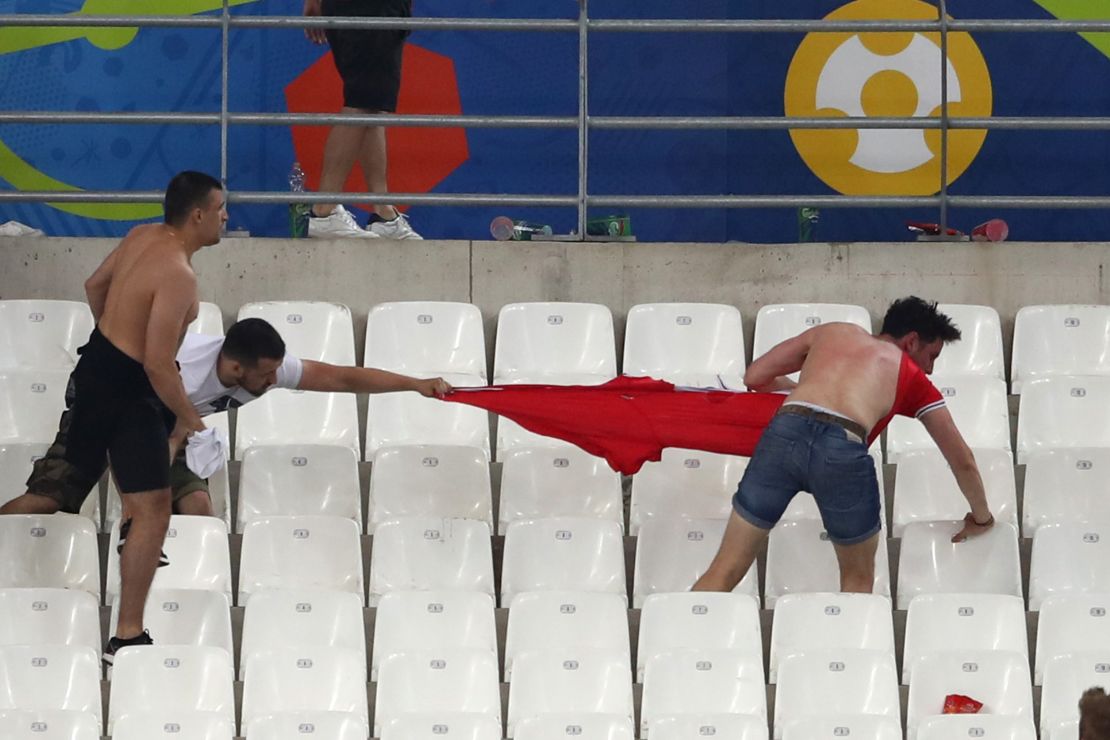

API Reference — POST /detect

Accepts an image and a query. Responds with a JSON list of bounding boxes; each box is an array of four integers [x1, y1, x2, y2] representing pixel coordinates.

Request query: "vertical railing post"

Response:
[[938, 0, 950, 235], [577, 0, 589, 239], [220, 0, 230, 188]]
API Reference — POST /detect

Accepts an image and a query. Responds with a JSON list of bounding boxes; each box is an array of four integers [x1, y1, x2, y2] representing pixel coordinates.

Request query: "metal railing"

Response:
[[2, 3, 1109, 238]]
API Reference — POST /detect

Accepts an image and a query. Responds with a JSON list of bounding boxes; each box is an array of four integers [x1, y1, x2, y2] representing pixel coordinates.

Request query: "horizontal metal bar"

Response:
[[8, 111, 1110, 132], [8, 191, 1109, 210], [4, 14, 1110, 33]]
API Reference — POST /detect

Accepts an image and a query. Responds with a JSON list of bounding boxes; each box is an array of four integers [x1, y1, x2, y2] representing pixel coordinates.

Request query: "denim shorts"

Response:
[[732, 412, 881, 545]]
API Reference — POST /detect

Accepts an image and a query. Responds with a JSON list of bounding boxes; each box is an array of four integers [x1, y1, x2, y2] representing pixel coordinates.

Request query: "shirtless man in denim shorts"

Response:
[[693, 297, 995, 594]]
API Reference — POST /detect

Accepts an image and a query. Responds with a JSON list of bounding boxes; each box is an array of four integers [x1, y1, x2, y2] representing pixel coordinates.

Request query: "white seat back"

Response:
[[518, 714, 634, 740], [368, 445, 492, 532], [641, 649, 766, 737], [906, 651, 1032, 740], [501, 517, 626, 607], [108, 646, 234, 735], [365, 301, 487, 378], [237, 301, 355, 364], [887, 376, 1010, 462], [374, 590, 496, 681], [752, 303, 871, 381], [903, 593, 1028, 683], [781, 715, 902, 740], [384, 712, 503, 740], [770, 593, 894, 683], [0, 370, 71, 444], [1030, 521, 1110, 611], [0, 515, 99, 598], [0, 646, 101, 725], [638, 592, 762, 683], [238, 444, 361, 532], [896, 521, 1023, 609], [186, 302, 224, 335], [109, 589, 232, 659], [650, 715, 767, 740], [630, 449, 747, 535], [112, 711, 236, 740], [0, 709, 101, 740], [244, 711, 368, 740], [368, 517, 494, 606], [494, 302, 616, 383], [366, 382, 490, 457], [1024, 449, 1110, 536], [236, 390, 360, 458], [0, 588, 100, 654], [375, 649, 500, 737], [623, 303, 746, 387], [506, 591, 629, 681], [239, 515, 363, 605], [893, 448, 1018, 536], [107, 516, 231, 604], [1041, 652, 1110, 737], [915, 715, 1037, 740], [1012, 305, 1110, 393], [634, 517, 759, 608], [932, 304, 1005, 380], [242, 647, 368, 732], [1017, 376, 1110, 463], [507, 649, 633, 738], [765, 519, 890, 609], [499, 447, 623, 534], [1036, 594, 1110, 684], [0, 300, 93, 371]]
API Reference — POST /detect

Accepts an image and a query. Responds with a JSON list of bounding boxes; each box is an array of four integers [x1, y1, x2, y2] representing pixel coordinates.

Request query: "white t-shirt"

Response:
[[177, 333, 304, 416]]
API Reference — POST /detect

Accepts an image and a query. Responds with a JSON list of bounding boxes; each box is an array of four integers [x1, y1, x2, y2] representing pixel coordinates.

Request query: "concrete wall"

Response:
[[4, 236, 1110, 370]]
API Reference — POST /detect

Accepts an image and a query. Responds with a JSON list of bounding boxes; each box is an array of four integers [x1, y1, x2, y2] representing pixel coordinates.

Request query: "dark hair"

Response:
[[1082, 687, 1110, 739], [222, 318, 286, 366], [879, 296, 961, 344], [163, 171, 223, 226]]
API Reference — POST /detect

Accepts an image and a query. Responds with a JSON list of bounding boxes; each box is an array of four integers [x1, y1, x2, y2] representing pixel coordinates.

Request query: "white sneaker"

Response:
[[368, 212, 423, 240], [307, 205, 379, 238]]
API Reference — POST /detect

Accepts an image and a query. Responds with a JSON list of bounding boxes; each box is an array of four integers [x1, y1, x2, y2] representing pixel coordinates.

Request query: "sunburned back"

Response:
[[786, 323, 902, 430], [98, 224, 198, 363]]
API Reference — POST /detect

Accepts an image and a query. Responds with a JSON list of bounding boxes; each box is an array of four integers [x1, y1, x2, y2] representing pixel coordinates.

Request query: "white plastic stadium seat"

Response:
[[384, 713, 503, 740], [368, 445, 493, 532], [0, 645, 101, 725], [906, 651, 1032, 740], [774, 649, 900, 740], [239, 515, 363, 605], [237, 301, 355, 364], [507, 649, 633, 737], [368, 517, 495, 606], [886, 376, 1010, 462], [1017, 376, 1110, 463], [932, 304, 1005, 380], [1036, 594, 1110, 684], [1011, 305, 1110, 393], [0, 709, 101, 740], [764, 519, 890, 609], [915, 715, 1037, 740], [374, 590, 496, 681], [365, 379, 490, 458], [769, 593, 893, 683], [517, 714, 634, 740], [1024, 449, 1110, 537], [0, 443, 48, 510], [1030, 522, 1110, 611], [629, 449, 747, 535], [107, 646, 234, 734], [237, 443, 361, 533], [501, 517, 626, 607], [640, 650, 765, 736], [365, 301, 487, 379], [236, 390, 360, 459], [623, 303, 746, 388], [0, 588, 100, 654], [506, 591, 629, 681], [109, 589, 232, 659], [633, 517, 759, 608], [781, 715, 902, 740], [111, 711, 236, 740], [0, 300, 93, 371], [107, 515, 232, 604], [499, 447, 623, 534], [0, 515, 99, 598], [242, 647, 368, 733], [493, 302, 617, 383], [892, 448, 1018, 536], [186, 301, 224, 335], [637, 592, 761, 683], [896, 521, 1022, 609], [752, 303, 871, 379], [375, 649, 500, 737], [650, 715, 767, 740], [0, 370, 71, 444], [1040, 653, 1110, 737], [244, 711, 368, 740], [242, 589, 366, 681], [903, 593, 1027, 684]]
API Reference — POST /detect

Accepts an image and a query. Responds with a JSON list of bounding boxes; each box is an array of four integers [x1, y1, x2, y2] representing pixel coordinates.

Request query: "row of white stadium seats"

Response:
[[3, 513, 1109, 611], [0, 637, 1092, 739], [5, 587, 1106, 690], [6, 298, 1110, 392]]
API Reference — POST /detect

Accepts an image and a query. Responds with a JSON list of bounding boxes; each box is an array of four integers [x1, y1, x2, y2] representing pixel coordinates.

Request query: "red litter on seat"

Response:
[[943, 694, 984, 714]]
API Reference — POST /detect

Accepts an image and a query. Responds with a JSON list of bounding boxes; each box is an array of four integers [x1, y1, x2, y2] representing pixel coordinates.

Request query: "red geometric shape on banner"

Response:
[[284, 44, 468, 213]]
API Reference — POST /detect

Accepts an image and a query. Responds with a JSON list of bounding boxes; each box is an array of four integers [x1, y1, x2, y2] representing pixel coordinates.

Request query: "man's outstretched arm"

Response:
[[298, 360, 452, 397]]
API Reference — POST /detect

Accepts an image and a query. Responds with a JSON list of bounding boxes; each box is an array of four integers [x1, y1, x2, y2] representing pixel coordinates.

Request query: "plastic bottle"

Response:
[[490, 216, 553, 241], [288, 162, 310, 238]]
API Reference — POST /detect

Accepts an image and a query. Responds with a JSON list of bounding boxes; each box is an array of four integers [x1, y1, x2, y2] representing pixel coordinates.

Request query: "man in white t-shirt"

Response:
[[1, 317, 451, 519]]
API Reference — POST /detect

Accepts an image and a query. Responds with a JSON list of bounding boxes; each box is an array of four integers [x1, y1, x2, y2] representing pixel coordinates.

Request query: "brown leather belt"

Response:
[[777, 404, 868, 443]]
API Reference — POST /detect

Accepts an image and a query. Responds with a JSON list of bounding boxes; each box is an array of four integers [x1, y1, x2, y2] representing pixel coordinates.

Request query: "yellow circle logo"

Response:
[[784, 0, 992, 195]]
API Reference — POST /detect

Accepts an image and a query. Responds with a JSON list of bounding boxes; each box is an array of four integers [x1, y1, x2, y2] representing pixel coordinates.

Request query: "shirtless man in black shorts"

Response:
[[51, 171, 223, 662]]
